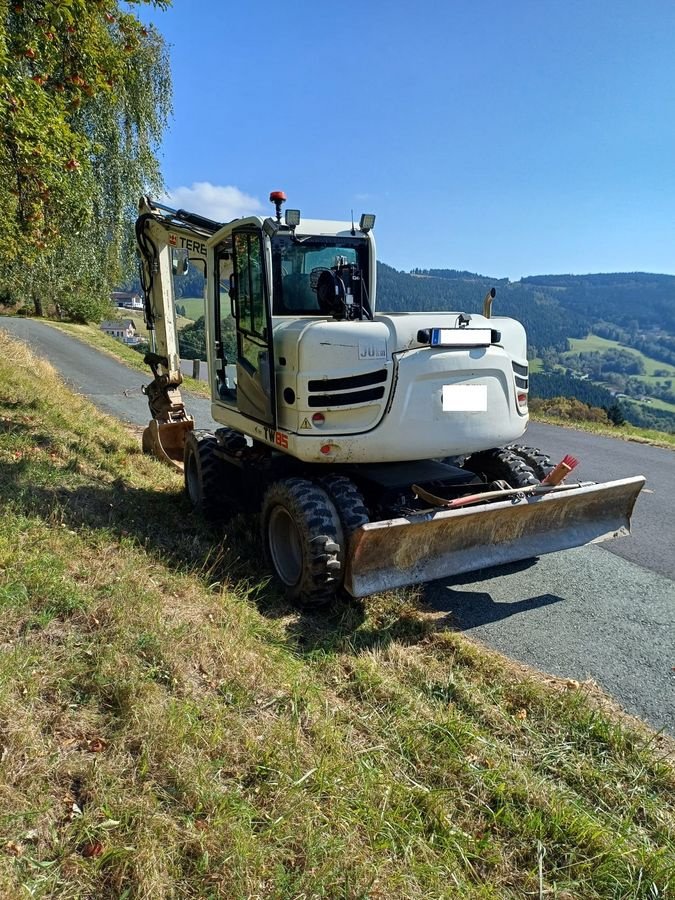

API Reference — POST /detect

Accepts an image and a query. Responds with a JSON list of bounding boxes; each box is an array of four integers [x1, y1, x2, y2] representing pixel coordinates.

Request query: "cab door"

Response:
[[232, 227, 276, 427]]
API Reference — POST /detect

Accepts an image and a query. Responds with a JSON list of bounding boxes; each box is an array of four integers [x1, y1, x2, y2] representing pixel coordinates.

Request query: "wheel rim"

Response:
[[267, 506, 303, 586]]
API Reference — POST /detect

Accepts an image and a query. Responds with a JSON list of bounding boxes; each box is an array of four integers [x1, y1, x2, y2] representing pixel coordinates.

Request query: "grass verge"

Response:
[[530, 408, 675, 450], [0, 330, 673, 897]]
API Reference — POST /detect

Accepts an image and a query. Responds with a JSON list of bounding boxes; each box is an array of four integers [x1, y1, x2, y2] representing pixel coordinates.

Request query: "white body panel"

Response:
[[209, 310, 529, 463]]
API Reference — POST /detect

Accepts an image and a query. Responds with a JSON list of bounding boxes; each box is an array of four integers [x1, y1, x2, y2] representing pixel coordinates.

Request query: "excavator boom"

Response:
[[136, 197, 220, 468]]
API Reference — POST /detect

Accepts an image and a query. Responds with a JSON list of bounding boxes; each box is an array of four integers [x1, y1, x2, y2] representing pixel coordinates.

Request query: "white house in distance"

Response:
[[100, 319, 141, 345], [111, 290, 143, 311]]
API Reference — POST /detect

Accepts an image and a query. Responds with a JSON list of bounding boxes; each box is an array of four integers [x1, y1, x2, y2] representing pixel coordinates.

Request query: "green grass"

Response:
[[0, 329, 673, 898], [44, 320, 210, 398], [566, 335, 675, 379], [175, 296, 205, 320]]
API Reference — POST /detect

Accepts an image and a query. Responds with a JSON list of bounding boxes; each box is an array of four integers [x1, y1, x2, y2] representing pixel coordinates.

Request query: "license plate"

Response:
[[442, 384, 487, 412], [431, 328, 492, 347]]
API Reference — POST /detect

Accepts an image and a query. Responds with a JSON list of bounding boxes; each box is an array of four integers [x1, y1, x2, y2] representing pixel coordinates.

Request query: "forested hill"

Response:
[[520, 273, 675, 333], [375, 265, 675, 356], [376, 264, 588, 354]]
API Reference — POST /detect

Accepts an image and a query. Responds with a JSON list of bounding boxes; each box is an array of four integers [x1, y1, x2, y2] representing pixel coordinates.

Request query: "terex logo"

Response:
[[167, 233, 207, 256]]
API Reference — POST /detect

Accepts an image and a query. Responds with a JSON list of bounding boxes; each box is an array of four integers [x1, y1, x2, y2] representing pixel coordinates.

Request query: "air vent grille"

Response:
[[308, 369, 387, 392]]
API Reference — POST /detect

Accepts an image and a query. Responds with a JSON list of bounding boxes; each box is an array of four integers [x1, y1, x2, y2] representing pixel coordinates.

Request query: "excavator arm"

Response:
[[135, 196, 220, 467]]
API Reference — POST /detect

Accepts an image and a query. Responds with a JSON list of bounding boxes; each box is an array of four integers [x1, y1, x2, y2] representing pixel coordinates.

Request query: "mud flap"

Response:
[[141, 418, 194, 471], [344, 476, 645, 598]]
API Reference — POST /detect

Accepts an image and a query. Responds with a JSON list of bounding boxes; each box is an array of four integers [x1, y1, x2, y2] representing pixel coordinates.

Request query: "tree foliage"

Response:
[[0, 0, 171, 321], [178, 314, 236, 362]]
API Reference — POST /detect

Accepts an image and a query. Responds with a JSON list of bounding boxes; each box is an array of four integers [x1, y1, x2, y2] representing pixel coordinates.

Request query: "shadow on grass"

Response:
[[0, 460, 565, 656]]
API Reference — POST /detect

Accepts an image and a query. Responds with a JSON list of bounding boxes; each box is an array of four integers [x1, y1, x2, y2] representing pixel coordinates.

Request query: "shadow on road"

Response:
[[428, 586, 563, 631], [422, 558, 564, 630]]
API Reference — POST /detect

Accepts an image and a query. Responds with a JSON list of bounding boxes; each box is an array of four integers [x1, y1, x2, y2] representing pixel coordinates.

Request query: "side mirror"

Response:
[[171, 248, 189, 276]]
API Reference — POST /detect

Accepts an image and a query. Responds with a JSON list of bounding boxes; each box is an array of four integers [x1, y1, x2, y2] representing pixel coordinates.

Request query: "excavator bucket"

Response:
[[344, 476, 645, 598], [141, 418, 194, 471]]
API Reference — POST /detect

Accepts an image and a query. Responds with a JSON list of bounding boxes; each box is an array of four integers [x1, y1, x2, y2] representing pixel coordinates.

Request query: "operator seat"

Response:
[[280, 272, 318, 313]]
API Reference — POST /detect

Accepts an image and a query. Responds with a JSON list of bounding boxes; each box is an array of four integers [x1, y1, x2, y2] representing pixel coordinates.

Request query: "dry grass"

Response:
[[0, 330, 673, 898]]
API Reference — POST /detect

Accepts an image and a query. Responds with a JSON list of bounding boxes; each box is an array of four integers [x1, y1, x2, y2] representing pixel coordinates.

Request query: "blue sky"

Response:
[[137, 0, 675, 280]]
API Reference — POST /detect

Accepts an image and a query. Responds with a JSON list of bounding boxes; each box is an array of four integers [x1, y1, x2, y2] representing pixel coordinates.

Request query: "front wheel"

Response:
[[507, 444, 554, 482], [462, 447, 538, 488], [184, 430, 226, 522], [261, 478, 344, 608]]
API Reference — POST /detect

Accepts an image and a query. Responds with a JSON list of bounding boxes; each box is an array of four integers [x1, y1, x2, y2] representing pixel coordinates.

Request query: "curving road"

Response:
[[2, 317, 673, 733]]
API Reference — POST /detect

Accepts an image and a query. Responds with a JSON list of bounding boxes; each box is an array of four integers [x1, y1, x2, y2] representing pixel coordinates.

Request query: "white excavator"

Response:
[[135, 191, 644, 605]]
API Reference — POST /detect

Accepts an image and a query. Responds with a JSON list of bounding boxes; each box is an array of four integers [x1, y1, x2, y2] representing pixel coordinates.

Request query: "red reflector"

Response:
[[269, 190, 286, 202], [312, 412, 325, 425], [518, 392, 528, 405], [320, 444, 332, 455]]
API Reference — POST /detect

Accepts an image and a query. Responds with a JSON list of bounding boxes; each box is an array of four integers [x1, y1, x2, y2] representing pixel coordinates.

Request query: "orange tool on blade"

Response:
[[541, 454, 579, 486]]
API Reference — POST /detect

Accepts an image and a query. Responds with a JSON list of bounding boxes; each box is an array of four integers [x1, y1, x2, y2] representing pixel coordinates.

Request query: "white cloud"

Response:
[[159, 182, 264, 223]]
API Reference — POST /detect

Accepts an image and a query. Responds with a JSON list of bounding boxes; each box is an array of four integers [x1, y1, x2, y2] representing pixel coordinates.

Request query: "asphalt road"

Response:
[[2, 317, 673, 733], [0, 317, 215, 427]]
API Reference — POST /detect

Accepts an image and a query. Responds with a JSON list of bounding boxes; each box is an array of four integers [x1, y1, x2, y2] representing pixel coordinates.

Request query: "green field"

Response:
[[564, 334, 675, 414], [174, 296, 205, 320], [566, 335, 675, 378]]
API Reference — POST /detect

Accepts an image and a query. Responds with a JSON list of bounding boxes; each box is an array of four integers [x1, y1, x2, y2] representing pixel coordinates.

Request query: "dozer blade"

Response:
[[141, 418, 194, 471], [344, 476, 645, 599]]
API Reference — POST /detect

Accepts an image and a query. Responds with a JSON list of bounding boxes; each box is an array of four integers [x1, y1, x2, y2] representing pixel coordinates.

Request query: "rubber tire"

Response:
[[184, 430, 226, 522], [217, 426, 248, 457], [320, 475, 370, 536], [507, 444, 554, 482], [463, 447, 538, 488], [261, 477, 344, 608]]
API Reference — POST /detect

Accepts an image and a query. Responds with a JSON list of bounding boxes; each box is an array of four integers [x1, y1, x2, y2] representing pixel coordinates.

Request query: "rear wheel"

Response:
[[184, 430, 226, 522], [320, 474, 370, 536], [463, 447, 538, 488], [262, 477, 344, 608], [507, 444, 554, 482]]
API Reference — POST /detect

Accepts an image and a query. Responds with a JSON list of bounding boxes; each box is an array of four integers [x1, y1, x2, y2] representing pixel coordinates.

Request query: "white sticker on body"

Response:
[[358, 339, 387, 360], [442, 384, 488, 412]]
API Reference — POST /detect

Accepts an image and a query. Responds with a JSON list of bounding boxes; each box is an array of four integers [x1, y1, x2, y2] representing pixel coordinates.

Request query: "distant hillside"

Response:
[[376, 263, 588, 354], [521, 272, 675, 333], [376, 265, 675, 356]]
